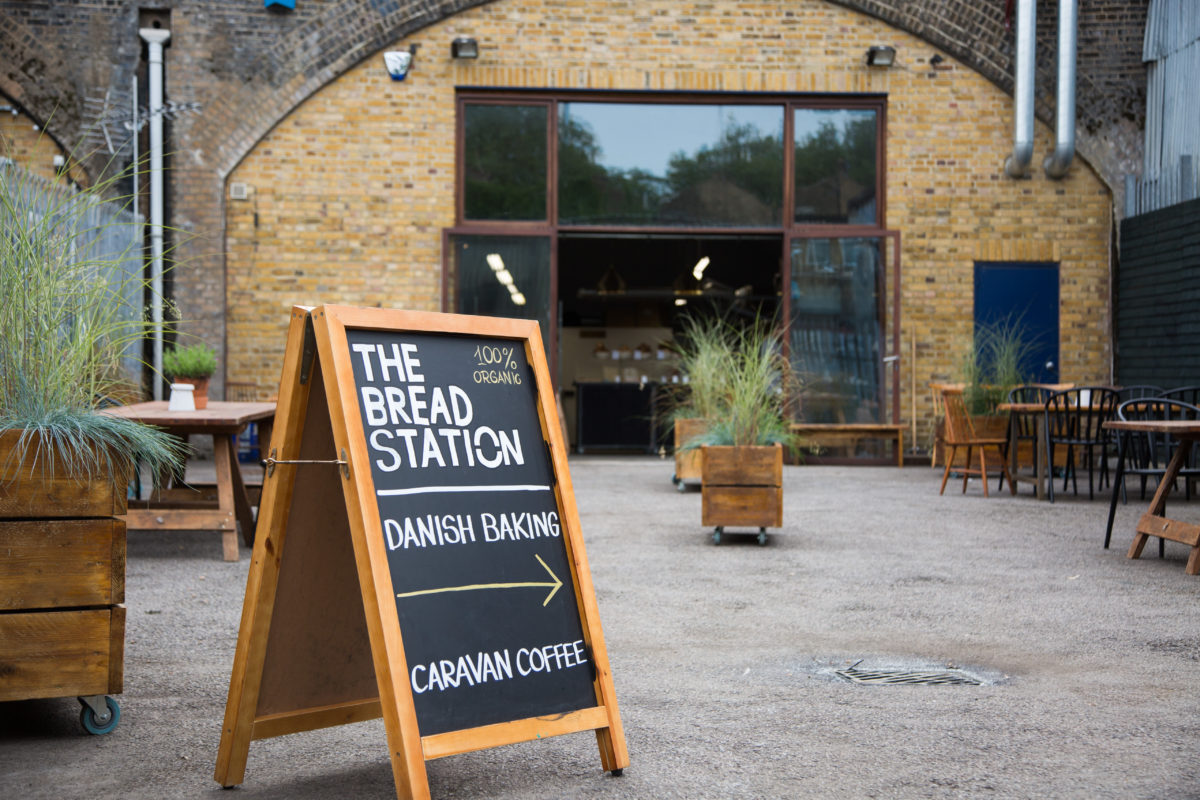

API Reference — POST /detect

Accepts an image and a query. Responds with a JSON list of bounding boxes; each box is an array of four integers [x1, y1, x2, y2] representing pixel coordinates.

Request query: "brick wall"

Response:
[[223, 0, 1112, 450], [0, 0, 1135, 443]]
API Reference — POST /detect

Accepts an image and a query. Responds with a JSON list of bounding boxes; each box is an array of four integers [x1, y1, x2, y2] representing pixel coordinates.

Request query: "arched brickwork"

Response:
[[0, 0, 1149, 394]]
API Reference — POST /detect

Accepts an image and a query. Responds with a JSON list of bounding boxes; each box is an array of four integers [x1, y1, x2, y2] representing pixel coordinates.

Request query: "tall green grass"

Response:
[[960, 316, 1037, 415], [672, 315, 801, 448], [0, 159, 184, 482], [667, 314, 736, 422]]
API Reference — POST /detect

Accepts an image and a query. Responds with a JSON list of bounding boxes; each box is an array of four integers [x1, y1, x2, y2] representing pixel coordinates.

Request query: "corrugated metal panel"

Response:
[[1132, 0, 1200, 214], [0, 162, 145, 374], [1143, 0, 1200, 61]]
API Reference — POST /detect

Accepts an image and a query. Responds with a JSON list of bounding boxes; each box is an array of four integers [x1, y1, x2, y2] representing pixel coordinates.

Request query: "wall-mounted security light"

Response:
[[383, 44, 419, 81], [930, 53, 945, 67], [451, 37, 479, 59], [692, 256, 710, 281], [865, 45, 897, 67]]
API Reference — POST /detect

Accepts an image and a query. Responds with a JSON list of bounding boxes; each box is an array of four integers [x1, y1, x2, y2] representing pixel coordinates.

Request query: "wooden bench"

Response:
[[789, 423, 905, 467]]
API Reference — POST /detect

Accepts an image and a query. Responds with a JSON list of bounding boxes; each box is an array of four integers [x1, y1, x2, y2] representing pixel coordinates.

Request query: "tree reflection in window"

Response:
[[557, 104, 783, 227], [793, 109, 878, 225], [463, 104, 548, 221]]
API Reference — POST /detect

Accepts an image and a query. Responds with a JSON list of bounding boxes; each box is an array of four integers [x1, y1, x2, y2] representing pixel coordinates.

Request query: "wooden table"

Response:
[[1104, 419, 1200, 575], [997, 402, 1048, 499], [103, 401, 276, 561]]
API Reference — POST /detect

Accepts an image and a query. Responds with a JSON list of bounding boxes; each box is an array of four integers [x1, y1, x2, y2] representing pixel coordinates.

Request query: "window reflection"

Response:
[[793, 109, 878, 225], [463, 104, 548, 221], [790, 237, 883, 423], [558, 103, 783, 227], [452, 235, 552, 351]]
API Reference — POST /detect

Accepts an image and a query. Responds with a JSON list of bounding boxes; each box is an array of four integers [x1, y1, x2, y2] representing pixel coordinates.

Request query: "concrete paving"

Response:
[[3, 457, 1200, 799]]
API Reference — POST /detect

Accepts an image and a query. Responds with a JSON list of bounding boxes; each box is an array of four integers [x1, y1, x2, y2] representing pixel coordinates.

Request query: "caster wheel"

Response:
[[80, 696, 120, 735], [712, 527, 723, 545], [671, 473, 679, 486], [757, 531, 769, 546], [676, 480, 688, 493]]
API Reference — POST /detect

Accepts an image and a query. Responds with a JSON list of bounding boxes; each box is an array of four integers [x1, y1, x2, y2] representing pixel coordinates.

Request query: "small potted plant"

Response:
[[682, 320, 802, 545], [163, 341, 218, 409], [0, 157, 183, 732]]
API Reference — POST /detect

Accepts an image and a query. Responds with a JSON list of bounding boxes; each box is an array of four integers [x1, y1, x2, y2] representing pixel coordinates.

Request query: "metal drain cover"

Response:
[[835, 665, 982, 686]]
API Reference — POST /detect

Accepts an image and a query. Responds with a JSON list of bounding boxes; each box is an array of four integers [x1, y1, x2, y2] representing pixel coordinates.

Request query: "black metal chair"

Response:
[[1104, 398, 1200, 552], [1117, 384, 1165, 402], [1044, 387, 1120, 502], [1158, 386, 1200, 406], [1003, 385, 1052, 493]]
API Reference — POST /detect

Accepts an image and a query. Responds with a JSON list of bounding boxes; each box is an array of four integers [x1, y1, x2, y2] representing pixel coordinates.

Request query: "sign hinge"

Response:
[[299, 315, 317, 384], [263, 447, 349, 479]]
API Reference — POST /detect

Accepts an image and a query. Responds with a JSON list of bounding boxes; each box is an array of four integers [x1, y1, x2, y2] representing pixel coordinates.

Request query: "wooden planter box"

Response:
[[0, 431, 127, 706], [673, 418, 707, 488], [701, 445, 783, 530]]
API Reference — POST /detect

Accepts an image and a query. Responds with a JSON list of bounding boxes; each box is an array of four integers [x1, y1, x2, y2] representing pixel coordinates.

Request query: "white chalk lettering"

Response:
[[410, 649, 514, 694]]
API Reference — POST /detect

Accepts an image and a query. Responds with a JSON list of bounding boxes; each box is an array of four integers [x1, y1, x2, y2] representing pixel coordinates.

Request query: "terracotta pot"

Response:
[[173, 376, 210, 409]]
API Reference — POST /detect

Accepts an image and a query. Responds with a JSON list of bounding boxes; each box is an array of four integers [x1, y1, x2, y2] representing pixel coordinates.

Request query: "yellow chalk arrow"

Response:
[[396, 553, 563, 607]]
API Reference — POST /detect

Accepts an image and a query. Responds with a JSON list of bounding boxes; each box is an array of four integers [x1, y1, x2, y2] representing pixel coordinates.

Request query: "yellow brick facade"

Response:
[[0, 106, 81, 183], [226, 0, 1112, 449]]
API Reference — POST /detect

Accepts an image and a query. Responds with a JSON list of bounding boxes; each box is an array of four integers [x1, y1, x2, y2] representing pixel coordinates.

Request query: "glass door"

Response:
[[785, 232, 900, 425], [444, 231, 555, 374]]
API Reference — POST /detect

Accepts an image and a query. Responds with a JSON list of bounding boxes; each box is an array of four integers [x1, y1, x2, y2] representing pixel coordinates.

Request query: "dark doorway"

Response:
[[558, 234, 782, 450]]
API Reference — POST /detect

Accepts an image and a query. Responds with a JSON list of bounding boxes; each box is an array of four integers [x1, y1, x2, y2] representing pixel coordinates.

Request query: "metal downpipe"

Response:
[[139, 27, 170, 400], [1044, 0, 1077, 178], [1004, 0, 1036, 178]]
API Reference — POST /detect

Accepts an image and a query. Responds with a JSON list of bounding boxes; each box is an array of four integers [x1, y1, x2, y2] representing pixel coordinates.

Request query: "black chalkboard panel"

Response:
[[346, 329, 596, 736]]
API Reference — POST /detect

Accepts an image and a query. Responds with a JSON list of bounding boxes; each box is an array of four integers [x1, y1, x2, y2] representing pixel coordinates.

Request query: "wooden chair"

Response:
[[929, 382, 964, 468], [939, 388, 1014, 497], [1044, 387, 1120, 502]]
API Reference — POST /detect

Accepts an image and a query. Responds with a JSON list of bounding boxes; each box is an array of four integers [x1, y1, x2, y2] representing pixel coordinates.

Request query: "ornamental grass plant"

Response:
[[672, 315, 802, 450], [959, 317, 1037, 415], [0, 159, 184, 483]]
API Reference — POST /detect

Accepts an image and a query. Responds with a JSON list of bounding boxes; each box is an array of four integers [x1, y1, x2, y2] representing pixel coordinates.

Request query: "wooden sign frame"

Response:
[[215, 305, 627, 800]]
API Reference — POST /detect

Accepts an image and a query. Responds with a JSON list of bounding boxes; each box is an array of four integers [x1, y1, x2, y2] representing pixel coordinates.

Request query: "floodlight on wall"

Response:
[[865, 45, 897, 67], [692, 256, 710, 281], [451, 36, 479, 59]]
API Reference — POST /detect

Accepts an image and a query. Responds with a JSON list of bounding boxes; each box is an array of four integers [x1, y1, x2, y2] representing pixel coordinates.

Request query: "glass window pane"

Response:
[[793, 109, 878, 225], [558, 103, 783, 227], [463, 104, 548, 221], [452, 234, 552, 350], [789, 237, 884, 423]]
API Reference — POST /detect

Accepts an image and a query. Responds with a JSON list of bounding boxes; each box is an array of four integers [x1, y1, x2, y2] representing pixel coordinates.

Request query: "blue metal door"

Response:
[[973, 262, 1060, 384]]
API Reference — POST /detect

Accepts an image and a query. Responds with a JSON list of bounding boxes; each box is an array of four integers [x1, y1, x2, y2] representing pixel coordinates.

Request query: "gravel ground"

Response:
[[3, 457, 1200, 799]]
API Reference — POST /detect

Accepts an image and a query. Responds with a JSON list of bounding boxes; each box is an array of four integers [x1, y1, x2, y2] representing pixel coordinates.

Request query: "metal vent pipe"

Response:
[[1004, 0, 1036, 178], [1044, 0, 1077, 178], [139, 27, 170, 400]]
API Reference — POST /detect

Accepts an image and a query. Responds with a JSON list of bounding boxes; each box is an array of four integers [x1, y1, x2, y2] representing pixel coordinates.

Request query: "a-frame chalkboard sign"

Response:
[[214, 305, 627, 799]]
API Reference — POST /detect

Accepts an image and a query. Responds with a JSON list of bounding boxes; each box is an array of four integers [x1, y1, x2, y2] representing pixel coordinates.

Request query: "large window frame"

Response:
[[447, 90, 897, 423]]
